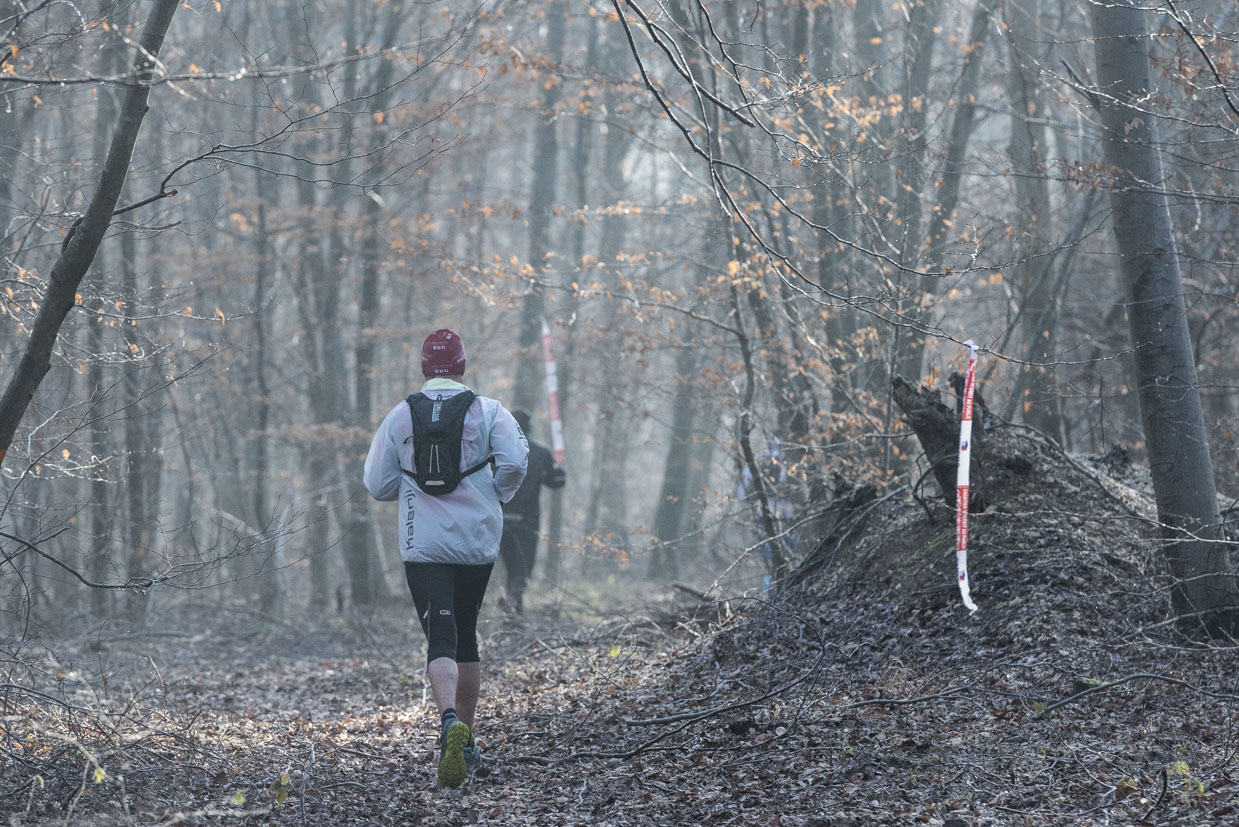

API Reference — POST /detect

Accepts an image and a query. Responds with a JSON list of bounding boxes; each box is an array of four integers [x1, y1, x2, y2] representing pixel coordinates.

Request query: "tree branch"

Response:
[[0, 0, 180, 470]]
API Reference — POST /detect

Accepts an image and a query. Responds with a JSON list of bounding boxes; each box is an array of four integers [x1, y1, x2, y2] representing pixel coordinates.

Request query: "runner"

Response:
[[363, 329, 528, 786], [498, 409, 566, 612]]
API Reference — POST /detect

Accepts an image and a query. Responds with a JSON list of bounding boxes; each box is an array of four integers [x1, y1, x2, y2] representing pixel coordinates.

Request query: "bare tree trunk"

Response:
[[249, 121, 279, 613], [353, 188, 391, 604], [586, 407, 630, 564], [139, 111, 165, 578], [581, 29, 635, 574], [84, 35, 127, 620], [889, 0, 942, 371], [513, 0, 567, 414], [544, 11, 601, 585], [648, 333, 699, 580], [1004, 0, 1064, 442], [0, 1, 21, 261], [1090, 0, 1239, 633], [294, 172, 334, 610], [733, 279, 789, 580], [119, 218, 148, 619], [583, 302, 632, 569], [804, 7, 860, 418], [347, 0, 403, 605], [826, 0, 896, 417], [0, 0, 179, 469], [329, 0, 396, 609], [88, 291, 112, 619], [898, 0, 995, 382]]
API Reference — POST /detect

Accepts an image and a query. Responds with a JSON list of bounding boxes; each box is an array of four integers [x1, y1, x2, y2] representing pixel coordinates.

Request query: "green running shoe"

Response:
[[437, 719, 471, 787]]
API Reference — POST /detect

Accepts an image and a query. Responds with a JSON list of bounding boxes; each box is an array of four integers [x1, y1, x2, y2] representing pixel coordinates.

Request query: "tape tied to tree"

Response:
[[956, 339, 979, 613], [540, 317, 565, 468]]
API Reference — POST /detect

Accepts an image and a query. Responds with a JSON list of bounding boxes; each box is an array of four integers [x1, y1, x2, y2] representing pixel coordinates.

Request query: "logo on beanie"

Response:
[[421, 329, 466, 377]]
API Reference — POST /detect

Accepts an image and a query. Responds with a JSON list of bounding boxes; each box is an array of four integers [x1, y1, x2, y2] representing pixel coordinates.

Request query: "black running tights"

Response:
[[404, 561, 493, 663]]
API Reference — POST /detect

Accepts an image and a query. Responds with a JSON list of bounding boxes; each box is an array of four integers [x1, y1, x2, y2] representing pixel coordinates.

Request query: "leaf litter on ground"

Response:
[[5, 428, 1239, 825]]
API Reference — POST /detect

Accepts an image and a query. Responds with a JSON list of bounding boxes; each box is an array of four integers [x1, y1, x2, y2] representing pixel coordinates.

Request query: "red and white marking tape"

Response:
[[955, 340, 979, 613], [541, 317, 565, 468]]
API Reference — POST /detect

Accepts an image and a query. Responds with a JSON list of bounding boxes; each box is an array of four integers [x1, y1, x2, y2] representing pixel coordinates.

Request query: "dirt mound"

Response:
[[655, 425, 1239, 825], [791, 425, 1167, 631]]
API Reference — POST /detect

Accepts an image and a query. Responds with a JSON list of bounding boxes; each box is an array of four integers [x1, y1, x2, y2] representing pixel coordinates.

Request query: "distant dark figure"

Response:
[[499, 409, 565, 612]]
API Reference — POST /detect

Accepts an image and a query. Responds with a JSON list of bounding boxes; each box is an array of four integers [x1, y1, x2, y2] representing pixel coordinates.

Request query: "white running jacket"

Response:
[[364, 378, 528, 564]]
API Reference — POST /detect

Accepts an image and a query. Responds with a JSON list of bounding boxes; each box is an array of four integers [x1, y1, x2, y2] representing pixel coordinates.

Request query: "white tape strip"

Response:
[[955, 340, 979, 613]]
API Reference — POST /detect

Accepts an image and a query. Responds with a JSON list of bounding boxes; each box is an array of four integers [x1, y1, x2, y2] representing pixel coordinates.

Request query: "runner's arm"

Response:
[[363, 407, 402, 501], [490, 406, 529, 503]]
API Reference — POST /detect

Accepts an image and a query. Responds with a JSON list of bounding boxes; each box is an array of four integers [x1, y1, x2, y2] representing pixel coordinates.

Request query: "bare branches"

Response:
[[1042, 671, 1239, 714], [731, 278, 790, 579], [0, 27, 467, 88], [0, 529, 157, 591], [1164, 0, 1239, 131], [613, 0, 755, 129], [0, 0, 180, 470]]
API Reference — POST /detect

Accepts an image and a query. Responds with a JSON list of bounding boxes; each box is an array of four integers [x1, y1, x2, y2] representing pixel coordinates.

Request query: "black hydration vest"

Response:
[[403, 391, 491, 495]]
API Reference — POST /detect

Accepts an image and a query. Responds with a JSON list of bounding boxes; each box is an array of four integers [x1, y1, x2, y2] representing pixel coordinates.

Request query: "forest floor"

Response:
[[6, 427, 1239, 826]]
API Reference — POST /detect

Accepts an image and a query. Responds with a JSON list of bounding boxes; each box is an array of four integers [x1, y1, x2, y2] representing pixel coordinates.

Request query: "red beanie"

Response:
[[421, 329, 467, 377]]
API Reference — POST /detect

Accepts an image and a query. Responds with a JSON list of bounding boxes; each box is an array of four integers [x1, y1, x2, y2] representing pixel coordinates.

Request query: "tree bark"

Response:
[[335, 0, 401, 608], [85, 32, 127, 620], [648, 332, 698, 579], [899, 0, 994, 382], [883, 0, 943, 473], [352, 187, 391, 605], [88, 290, 112, 619], [544, 11, 601, 585], [0, 0, 179, 469], [0, 0, 21, 262], [892, 374, 988, 512], [1003, 0, 1064, 442], [513, 0, 568, 414], [1090, 0, 1239, 632], [249, 102, 279, 613], [293, 171, 333, 610]]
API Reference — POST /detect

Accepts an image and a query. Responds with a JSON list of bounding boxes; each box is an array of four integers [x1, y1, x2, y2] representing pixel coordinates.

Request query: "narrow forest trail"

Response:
[[10, 427, 1239, 825]]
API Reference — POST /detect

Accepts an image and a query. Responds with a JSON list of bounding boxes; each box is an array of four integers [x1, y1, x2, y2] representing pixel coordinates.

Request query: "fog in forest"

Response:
[[8, 1, 1239, 823]]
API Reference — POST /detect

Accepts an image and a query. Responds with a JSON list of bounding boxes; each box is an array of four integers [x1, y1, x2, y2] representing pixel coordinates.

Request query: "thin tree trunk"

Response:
[[892, 0, 942, 271], [85, 37, 127, 619], [328, 7, 377, 610], [1004, 0, 1063, 442], [513, 0, 567, 414], [648, 334, 699, 580], [544, 11, 600, 585], [828, 0, 896, 413], [120, 218, 148, 619], [898, 0, 995, 382], [1090, 0, 1239, 633], [139, 105, 165, 579], [353, 188, 392, 604], [250, 120, 279, 613], [346, 2, 403, 606], [733, 280, 789, 580], [882, 0, 943, 473], [88, 295, 112, 619], [294, 173, 333, 610]]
